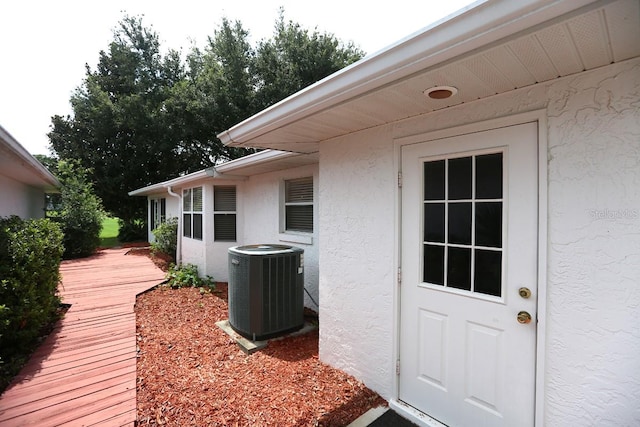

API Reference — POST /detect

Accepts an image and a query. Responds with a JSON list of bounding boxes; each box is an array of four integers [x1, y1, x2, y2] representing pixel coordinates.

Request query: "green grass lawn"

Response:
[[99, 217, 120, 248]]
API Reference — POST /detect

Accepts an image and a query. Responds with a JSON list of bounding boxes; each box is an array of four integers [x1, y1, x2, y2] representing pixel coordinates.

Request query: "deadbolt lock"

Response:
[[518, 287, 532, 299], [517, 311, 532, 324]]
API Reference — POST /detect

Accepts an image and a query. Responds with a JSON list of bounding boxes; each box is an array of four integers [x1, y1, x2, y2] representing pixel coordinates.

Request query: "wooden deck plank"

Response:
[[0, 248, 164, 426]]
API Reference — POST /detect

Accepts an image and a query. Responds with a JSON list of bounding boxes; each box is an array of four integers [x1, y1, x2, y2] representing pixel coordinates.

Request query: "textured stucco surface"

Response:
[[317, 57, 640, 425], [318, 126, 396, 397], [0, 174, 45, 219], [241, 164, 320, 310], [544, 60, 640, 425]]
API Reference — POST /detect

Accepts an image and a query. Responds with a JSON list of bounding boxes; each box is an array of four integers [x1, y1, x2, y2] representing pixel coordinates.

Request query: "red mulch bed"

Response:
[[135, 284, 386, 426]]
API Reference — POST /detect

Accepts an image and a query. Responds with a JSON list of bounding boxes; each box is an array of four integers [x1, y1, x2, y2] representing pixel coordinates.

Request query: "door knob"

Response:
[[519, 287, 532, 298], [517, 311, 532, 324]]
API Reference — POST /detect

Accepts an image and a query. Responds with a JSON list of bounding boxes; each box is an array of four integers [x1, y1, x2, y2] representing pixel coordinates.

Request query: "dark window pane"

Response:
[[447, 247, 471, 291], [424, 160, 445, 200], [475, 250, 502, 296], [448, 157, 472, 200], [286, 205, 313, 232], [183, 214, 192, 238], [424, 203, 445, 243], [448, 203, 472, 245], [214, 213, 236, 241], [476, 153, 503, 199], [423, 244, 444, 285], [193, 214, 203, 240], [476, 202, 502, 248], [150, 201, 155, 231]]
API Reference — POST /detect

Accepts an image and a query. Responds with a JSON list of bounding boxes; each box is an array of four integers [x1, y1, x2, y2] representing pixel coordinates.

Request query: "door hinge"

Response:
[[397, 267, 402, 286], [396, 359, 400, 375], [398, 172, 403, 188]]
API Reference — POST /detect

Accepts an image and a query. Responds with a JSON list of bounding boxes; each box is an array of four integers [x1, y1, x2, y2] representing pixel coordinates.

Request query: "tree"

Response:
[[56, 160, 104, 258], [252, 11, 365, 110], [49, 16, 197, 234], [49, 13, 364, 235]]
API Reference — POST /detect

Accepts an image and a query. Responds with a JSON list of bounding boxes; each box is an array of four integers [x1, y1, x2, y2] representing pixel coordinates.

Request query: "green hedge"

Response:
[[0, 216, 64, 391]]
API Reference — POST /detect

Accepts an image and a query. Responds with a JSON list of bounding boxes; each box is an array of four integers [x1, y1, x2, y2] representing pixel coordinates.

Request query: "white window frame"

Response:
[[283, 177, 314, 234], [213, 185, 237, 242], [150, 197, 166, 231], [183, 187, 203, 240]]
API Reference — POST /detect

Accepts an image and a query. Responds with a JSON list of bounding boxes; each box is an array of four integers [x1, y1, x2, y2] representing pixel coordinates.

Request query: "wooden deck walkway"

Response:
[[0, 248, 165, 426]]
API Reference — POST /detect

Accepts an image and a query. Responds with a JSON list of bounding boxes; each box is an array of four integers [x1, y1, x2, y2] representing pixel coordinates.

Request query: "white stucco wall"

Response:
[[318, 57, 640, 425], [204, 180, 245, 283], [0, 174, 45, 219], [543, 60, 640, 425], [172, 167, 320, 298], [242, 164, 320, 310]]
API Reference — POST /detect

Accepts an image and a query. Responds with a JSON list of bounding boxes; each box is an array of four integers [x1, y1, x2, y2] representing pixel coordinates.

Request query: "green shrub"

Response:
[[0, 216, 64, 391], [165, 263, 215, 290], [117, 218, 147, 242], [151, 217, 178, 260], [57, 160, 104, 259]]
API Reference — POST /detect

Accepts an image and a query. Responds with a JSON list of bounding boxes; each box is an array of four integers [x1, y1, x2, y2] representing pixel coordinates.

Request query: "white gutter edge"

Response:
[[0, 125, 60, 188], [217, 0, 602, 146]]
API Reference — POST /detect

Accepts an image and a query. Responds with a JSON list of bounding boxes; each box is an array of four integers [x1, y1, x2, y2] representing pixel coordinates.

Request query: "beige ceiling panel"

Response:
[[568, 10, 612, 69], [508, 35, 558, 83], [605, 0, 640, 62], [535, 24, 584, 77], [483, 47, 536, 89], [460, 55, 516, 94]]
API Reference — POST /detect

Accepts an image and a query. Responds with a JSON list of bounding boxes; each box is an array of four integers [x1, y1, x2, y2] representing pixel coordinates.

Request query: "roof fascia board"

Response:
[[0, 125, 60, 188], [128, 149, 317, 195], [217, 0, 602, 146], [214, 149, 299, 173]]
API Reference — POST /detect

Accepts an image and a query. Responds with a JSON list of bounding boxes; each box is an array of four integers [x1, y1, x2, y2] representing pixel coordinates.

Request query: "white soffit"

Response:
[[218, 0, 640, 153], [0, 125, 60, 190]]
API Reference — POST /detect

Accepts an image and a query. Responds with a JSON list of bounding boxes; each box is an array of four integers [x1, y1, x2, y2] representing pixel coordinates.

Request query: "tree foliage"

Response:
[[49, 12, 364, 228], [56, 160, 104, 258]]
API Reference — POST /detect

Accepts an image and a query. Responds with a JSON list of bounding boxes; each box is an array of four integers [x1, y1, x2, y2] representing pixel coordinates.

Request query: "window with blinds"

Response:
[[183, 187, 203, 240], [214, 186, 237, 241], [285, 177, 313, 232]]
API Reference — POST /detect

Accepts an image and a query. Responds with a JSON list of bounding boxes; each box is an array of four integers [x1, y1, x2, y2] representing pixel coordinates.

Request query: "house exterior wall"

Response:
[[0, 174, 45, 219], [175, 179, 243, 282], [170, 166, 320, 302], [318, 57, 640, 425], [203, 180, 245, 283], [241, 164, 320, 310]]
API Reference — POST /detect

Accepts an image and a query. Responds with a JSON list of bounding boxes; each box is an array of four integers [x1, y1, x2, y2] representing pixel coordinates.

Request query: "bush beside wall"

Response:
[[0, 216, 64, 392]]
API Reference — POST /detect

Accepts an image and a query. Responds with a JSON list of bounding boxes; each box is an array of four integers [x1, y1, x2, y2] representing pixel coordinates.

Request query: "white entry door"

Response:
[[399, 122, 538, 426]]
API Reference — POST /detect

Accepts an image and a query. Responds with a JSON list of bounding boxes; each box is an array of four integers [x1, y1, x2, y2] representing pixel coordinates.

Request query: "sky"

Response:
[[0, 0, 477, 156]]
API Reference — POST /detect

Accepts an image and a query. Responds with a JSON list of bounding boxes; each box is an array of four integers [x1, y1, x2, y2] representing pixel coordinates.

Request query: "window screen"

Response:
[[214, 186, 237, 241], [285, 177, 313, 232]]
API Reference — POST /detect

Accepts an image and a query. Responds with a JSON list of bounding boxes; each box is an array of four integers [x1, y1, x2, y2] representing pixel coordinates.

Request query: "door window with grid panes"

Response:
[[423, 153, 503, 296]]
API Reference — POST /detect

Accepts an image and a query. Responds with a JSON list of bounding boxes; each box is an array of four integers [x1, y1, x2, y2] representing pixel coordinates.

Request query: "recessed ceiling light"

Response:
[[424, 86, 458, 99]]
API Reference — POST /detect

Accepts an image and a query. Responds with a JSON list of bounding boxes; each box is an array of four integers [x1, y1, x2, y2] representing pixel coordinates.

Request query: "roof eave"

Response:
[[217, 0, 603, 147], [0, 125, 61, 188]]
